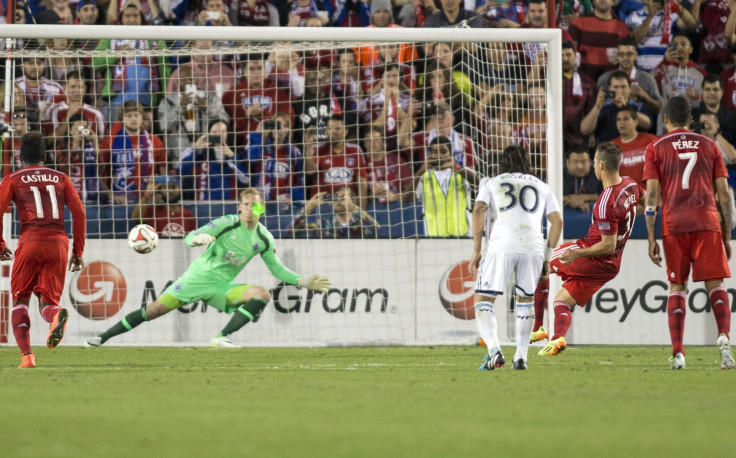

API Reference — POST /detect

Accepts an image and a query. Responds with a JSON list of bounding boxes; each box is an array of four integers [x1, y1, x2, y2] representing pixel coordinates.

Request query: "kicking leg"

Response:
[[212, 285, 270, 347]]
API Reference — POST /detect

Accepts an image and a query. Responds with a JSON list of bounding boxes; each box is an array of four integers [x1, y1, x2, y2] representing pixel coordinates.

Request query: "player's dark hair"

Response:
[[616, 105, 638, 121], [499, 145, 532, 175], [702, 73, 724, 89], [608, 70, 630, 87], [20, 131, 46, 165], [664, 96, 691, 126], [595, 142, 622, 172]]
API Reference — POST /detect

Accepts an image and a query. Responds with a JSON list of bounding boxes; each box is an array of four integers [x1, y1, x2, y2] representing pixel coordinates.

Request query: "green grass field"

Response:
[[1, 344, 733, 457]]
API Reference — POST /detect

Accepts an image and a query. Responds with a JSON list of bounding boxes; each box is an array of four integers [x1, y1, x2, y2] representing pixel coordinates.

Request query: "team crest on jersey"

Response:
[[681, 135, 686, 140], [253, 243, 260, 251], [347, 157, 355, 167], [598, 222, 610, 230]]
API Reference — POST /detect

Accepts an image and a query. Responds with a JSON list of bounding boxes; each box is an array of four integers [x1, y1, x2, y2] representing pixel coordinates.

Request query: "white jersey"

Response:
[[476, 172, 560, 255]]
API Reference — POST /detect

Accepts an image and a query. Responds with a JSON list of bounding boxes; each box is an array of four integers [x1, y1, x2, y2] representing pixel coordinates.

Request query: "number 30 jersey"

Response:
[[476, 173, 560, 255]]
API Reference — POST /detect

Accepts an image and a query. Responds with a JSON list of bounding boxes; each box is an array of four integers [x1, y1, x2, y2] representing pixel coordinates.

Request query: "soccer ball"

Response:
[[128, 224, 159, 254]]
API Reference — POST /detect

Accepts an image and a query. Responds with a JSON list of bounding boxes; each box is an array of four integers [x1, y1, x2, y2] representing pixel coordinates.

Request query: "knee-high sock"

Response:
[[667, 291, 687, 356], [99, 307, 149, 344], [12, 304, 32, 355], [41, 305, 61, 323], [533, 279, 549, 331], [514, 301, 534, 362], [551, 301, 572, 340], [217, 298, 267, 338], [710, 286, 730, 338], [475, 301, 501, 355]]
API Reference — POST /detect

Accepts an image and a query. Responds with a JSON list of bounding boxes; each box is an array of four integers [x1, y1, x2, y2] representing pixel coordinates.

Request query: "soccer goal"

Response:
[[1, 24, 562, 346]]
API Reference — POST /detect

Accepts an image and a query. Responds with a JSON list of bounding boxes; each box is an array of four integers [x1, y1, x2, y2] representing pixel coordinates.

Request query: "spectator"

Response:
[[568, 0, 630, 81], [48, 71, 106, 143], [359, 64, 412, 152], [363, 126, 412, 205], [72, 0, 103, 50], [518, 83, 547, 175], [233, 0, 280, 26], [563, 145, 603, 212], [423, 0, 484, 27], [619, 0, 645, 22], [581, 70, 653, 144], [517, 0, 574, 66], [331, 0, 370, 27], [286, 186, 378, 239], [293, 65, 333, 150], [692, 74, 736, 146], [131, 176, 197, 238], [721, 45, 736, 112], [158, 65, 229, 161], [597, 37, 663, 115], [53, 113, 104, 203], [178, 119, 249, 201], [654, 33, 707, 110], [245, 113, 305, 210], [8, 110, 29, 171], [330, 49, 362, 129], [415, 61, 467, 129], [305, 115, 368, 209], [483, 0, 527, 28], [15, 57, 65, 131], [611, 105, 658, 186], [286, 0, 332, 27], [561, 40, 596, 149], [266, 49, 305, 99], [473, 41, 527, 97], [627, 0, 696, 72], [99, 101, 167, 205], [412, 101, 476, 172], [694, 110, 736, 164], [49, 0, 74, 24], [360, 43, 416, 96], [398, 0, 438, 28], [691, 0, 736, 72], [413, 136, 476, 237], [429, 42, 474, 104], [475, 91, 519, 161], [46, 39, 84, 84], [356, 0, 418, 65], [166, 40, 237, 98], [197, 0, 233, 25]]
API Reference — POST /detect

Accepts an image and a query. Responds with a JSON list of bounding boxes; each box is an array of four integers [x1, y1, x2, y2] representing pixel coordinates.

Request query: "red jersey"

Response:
[[0, 166, 86, 256], [48, 99, 106, 138], [579, 177, 641, 273], [612, 132, 657, 186], [312, 142, 367, 196], [222, 81, 294, 144], [721, 67, 736, 113], [143, 205, 197, 238], [643, 129, 728, 236], [365, 153, 412, 196], [238, 0, 272, 26], [568, 14, 630, 80]]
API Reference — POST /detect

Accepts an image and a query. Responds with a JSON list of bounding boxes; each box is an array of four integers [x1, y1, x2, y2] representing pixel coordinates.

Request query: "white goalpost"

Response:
[[1, 24, 562, 346]]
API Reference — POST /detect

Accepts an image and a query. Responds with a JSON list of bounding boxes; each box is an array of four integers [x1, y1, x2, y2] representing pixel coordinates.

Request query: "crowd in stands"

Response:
[[1, 0, 736, 239]]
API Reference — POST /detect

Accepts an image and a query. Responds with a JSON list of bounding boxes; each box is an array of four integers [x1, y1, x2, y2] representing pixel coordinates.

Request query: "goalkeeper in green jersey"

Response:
[[84, 188, 331, 348]]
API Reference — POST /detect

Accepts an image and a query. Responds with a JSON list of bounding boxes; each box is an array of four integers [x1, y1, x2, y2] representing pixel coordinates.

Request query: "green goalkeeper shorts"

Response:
[[159, 279, 253, 313]]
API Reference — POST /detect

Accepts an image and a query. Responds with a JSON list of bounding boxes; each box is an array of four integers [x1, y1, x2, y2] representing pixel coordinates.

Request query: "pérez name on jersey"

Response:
[[671, 139, 699, 150], [21, 174, 60, 184]]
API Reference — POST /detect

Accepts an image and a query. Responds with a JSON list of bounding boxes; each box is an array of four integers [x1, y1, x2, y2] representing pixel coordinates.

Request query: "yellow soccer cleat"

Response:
[[538, 337, 566, 356], [530, 325, 549, 344]]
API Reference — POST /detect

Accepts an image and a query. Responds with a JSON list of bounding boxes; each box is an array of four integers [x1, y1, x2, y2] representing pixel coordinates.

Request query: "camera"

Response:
[[206, 11, 220, 21], [77, 125, 92, 136], [605, 90, 616, 99], [208, 134, 223, 144], [263, 120, 282, 131]]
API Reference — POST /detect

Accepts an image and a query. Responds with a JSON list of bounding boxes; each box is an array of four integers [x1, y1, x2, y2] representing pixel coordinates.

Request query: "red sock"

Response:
[[668, 292, 687, 356], [710, 286, 730, 338], [551, 301, 572, 340], [533, 279, 549, 331], [12, 304, 32, 354], [41, 305, 61, 323]]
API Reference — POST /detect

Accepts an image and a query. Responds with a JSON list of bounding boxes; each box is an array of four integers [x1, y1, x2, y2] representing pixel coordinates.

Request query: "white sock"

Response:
[[475, 301, 501, 355], [514, 301, 534, 362]]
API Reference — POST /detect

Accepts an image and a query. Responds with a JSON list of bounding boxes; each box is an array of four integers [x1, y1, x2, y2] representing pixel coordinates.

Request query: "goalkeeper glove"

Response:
[[191, 233, 216, 246], [298, 274, 331, 293]]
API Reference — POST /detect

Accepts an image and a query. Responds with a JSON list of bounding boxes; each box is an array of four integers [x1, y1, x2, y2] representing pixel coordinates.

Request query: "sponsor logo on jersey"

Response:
[[438, 261, 476, 320], [224, 250, 248, 266], [69, 261, 127, 320], [324, 167, 354, 184]]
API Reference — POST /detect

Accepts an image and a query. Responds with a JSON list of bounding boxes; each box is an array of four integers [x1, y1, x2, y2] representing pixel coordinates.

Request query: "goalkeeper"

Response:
[[85, 188, 330, 348]]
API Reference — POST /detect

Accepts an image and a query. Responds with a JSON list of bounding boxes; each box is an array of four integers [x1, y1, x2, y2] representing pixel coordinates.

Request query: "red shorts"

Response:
[[662, 231, 730, 284], [550, 242, 618, 306], [11, 239, 68, 305]]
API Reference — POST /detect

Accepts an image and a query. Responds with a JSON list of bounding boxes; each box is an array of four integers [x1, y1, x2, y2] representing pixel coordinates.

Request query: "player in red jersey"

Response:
[[0, 132, 85, 368], [643, 96, 735, 370], [538, 142, 643, 356]]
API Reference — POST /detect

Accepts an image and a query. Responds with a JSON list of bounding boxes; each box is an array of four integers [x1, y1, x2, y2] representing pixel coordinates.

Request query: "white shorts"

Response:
[[474, 251, 544, 299]]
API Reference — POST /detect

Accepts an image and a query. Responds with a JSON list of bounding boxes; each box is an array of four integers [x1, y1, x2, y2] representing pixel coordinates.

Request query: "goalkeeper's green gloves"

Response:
[[298, 274, 331, 293], [191, 234, 216, 246]]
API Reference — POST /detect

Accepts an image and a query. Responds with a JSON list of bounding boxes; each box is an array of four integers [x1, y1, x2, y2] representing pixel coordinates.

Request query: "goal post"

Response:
[[1, 24, 563, 346]]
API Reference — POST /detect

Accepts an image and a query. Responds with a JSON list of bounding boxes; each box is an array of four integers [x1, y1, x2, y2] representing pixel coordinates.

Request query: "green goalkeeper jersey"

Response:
[[182, 215, 300, 285]]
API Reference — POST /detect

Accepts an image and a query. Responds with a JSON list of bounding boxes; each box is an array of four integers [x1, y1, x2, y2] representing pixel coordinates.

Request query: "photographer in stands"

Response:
[[286, 186, 378, 239]]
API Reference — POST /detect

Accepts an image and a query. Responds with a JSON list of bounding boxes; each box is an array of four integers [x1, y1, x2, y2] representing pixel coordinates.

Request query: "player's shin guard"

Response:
[[533, 279, 549, 332], [667, 292, 687, 356], [12, 304, 32, 355], [514, 302, 534, 362], [474, 301, 501, 355], [551, 301, 572, 340], [98, 307, 150, 344], [710, 286, 730, 338], [217, 298, 268, 338]]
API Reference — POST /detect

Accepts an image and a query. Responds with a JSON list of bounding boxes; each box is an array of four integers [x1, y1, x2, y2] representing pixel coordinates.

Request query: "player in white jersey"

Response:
[[469, 145, 563, 370]]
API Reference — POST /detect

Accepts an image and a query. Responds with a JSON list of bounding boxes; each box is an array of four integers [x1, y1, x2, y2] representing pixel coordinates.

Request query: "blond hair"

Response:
[[240, 188, 264, 201]]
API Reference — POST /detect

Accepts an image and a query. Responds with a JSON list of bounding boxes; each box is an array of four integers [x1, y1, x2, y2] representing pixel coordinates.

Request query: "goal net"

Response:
[[1, 24, 562, 346]]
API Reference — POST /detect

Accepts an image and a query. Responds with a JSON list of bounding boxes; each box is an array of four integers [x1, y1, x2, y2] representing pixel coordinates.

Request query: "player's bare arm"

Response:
[[715, 177, 733, 260], [644, 178, 662, 267], [468, 201, 488, 276], [559, 234, 617, 265]]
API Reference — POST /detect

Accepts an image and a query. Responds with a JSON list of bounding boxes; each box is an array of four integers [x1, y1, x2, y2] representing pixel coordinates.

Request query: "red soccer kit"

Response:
[[612, 132, 657, 187], [312, 142, 367, 197], [643, 129, 730, 282], [550, 177, 641, 305], [0, 166, 86, 304]]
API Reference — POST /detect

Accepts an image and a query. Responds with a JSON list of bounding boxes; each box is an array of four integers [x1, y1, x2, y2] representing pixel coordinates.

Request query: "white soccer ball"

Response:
[[128, 224, 159, 254]]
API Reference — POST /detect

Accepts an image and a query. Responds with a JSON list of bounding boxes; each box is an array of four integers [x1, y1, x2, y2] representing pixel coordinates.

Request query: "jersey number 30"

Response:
[[499, 183, 540, 213]]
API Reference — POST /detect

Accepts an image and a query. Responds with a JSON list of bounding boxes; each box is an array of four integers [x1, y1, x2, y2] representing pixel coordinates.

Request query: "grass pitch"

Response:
[[1, 344, 733, 457]]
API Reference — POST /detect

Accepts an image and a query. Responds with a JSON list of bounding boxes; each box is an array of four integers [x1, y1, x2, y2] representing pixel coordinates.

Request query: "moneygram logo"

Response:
[[438, 261, 475, 320], [69, 261, 127, 320]]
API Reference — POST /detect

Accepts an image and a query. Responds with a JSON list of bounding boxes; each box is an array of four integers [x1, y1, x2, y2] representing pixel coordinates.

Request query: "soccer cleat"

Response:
[[530, 325, 549, 344], [46, 308, 69, 349], [716, 334, 735, 370], [669, 352, 686, 370], [19, 352, 36, 368], [211, 336, 239, 348], [83, 336, 103, 347], [512, 359, 527, 370], [479, 351, 505, 371], [538, 337, 566, 356]]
